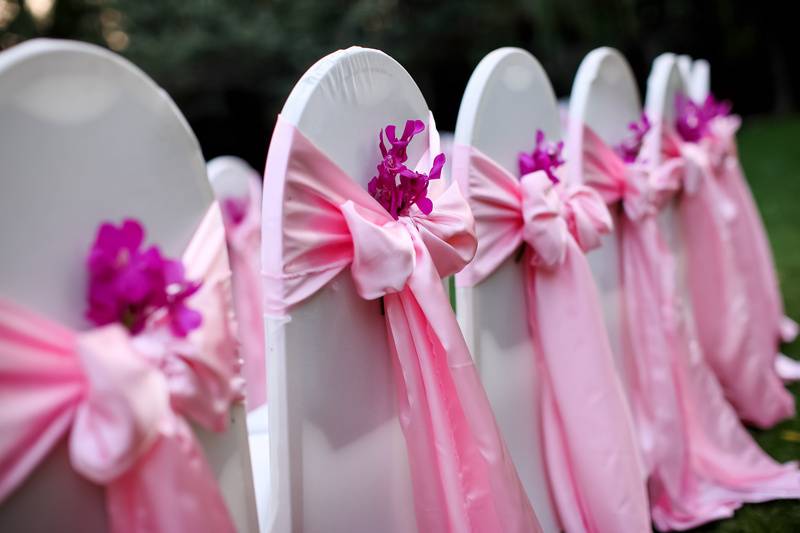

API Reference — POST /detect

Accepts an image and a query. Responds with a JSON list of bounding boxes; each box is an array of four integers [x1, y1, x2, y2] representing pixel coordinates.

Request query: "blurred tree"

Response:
[[0, 0, 796, 169]]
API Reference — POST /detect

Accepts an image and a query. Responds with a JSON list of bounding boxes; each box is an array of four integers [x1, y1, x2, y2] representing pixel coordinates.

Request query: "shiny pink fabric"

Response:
[[0, 205, 242, 533], [453, 145, 651, 533], [262, 115, 542, 533], [706, 116, 799, 379], [580, 124, 800, 531], [707, 117, 795, 343], [222, 176, 267, 410], [662, 124, 795, 427]]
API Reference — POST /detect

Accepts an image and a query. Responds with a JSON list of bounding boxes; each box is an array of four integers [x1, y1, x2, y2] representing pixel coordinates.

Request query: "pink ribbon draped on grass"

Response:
[[453, 144, 651, 533], [580, 124, 800, 531], [221, 177, 267, 411], [0, 205, 243, 533], [261, 115, 542, 533]]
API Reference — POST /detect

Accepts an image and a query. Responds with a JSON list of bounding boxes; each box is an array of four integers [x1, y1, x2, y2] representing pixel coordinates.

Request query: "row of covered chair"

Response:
[[0, 39, 796, 533]]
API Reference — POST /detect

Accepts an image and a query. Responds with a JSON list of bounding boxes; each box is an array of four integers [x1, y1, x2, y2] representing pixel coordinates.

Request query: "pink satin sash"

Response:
[[581, 125, 800, 531], [707, 116, 799, 377], [0, 205, 242, 533], [222, 177, 267, 410], [707, 116, 792, 339], [453, 145, 651, 533], [662, 124, 795, 427], [262, 115, 542, 532]]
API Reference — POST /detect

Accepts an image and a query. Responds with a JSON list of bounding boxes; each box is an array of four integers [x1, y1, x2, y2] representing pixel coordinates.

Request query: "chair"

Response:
[[453, 47, 563, 533], [0, 39, 257, 533], [566, 47, 641, 380], [454, 46, 649, 533], [262, 47, 424, 533], [208, 155, 269, 533]]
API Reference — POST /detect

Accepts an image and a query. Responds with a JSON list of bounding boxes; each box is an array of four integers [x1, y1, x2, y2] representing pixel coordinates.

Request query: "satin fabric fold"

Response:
[[662, 125, 795, 427], [453, 144, 650, 533], [222, 176, 267, 410], [707, 116, 795, 341], [580, 124, 800, 531], [706, 116, 800, 380], [0, 205, 241, 533], [262, 115, 542, 533]]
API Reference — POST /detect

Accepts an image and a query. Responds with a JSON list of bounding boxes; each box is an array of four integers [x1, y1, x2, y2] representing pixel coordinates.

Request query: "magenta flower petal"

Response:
[[162, 258, 185, 285], [119, 219, 144, 250], [86, 280, 120, 326], [398, 166, 418, 179], [675, 92, 729, 143], [518, 153, 535, 175], [385, 124, 398, 143], [222, 196, 248, 226], [429, 153, 446, 181], [85, 218, 203, 338], [406, 119, 425, 138], [378, 129, 388, 158], [416, 196, 433, 215], [169, 304, 203, 337], [518, 129, 565, 183], [92, 224, 121, 258], [88, 219, 144, 275], [368, 119, 444, 219], [87, 247, 114, 276], [614, 112, 651, 163], [675, 93, 704, 142], [114, 266, 152, 302], [177, 280, 203, 300]]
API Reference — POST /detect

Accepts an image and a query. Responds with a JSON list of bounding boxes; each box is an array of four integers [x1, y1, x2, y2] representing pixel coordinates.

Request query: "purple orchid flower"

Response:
[[162, 259, 203, 337], [382, 119, 425, 162], [675, 93, 705, 143], [86, 218, 203, 337], [518, 129, 565, 184], [368, 120, 444, 219], [222, 196, 248, 226], [614, 112, 651, 163], [675, 92, 731, 143]]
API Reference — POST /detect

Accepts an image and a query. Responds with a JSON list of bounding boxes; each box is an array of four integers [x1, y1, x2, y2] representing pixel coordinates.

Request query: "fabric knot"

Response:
[[520, 171, 613, 269], [341, 182, 477, 300]]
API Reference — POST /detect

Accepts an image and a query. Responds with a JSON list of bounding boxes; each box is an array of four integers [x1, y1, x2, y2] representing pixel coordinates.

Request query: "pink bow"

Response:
[[581, 125, 683, 221], [662, 127, 738, 220], [521, 171, 612, 268], [453, 144, 650, 533], [341, 184, 477, 299], [262, 115, 542, 533], [0, 205, 241, 533], [453, 146, 612, 287]]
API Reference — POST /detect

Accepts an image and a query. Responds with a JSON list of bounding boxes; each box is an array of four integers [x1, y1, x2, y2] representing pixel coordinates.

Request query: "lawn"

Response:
[[688, 115, 800, 532]]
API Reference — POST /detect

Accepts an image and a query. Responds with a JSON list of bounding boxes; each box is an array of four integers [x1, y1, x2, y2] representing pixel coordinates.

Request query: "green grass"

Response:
[[687, 115, 800, 532]]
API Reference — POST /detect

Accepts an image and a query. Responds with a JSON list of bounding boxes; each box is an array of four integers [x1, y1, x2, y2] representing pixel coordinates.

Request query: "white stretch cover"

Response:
[[566, 47, 641, 382], [265, 47, 426, 533], [0, 39, 257, 533], [646, 53, 690, 305], [207, 155, 270, 533], [454, 47, 560, 533]]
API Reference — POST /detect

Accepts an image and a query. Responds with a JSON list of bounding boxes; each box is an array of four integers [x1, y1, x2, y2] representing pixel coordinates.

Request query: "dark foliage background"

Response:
[[1, 0, 796, 171]]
